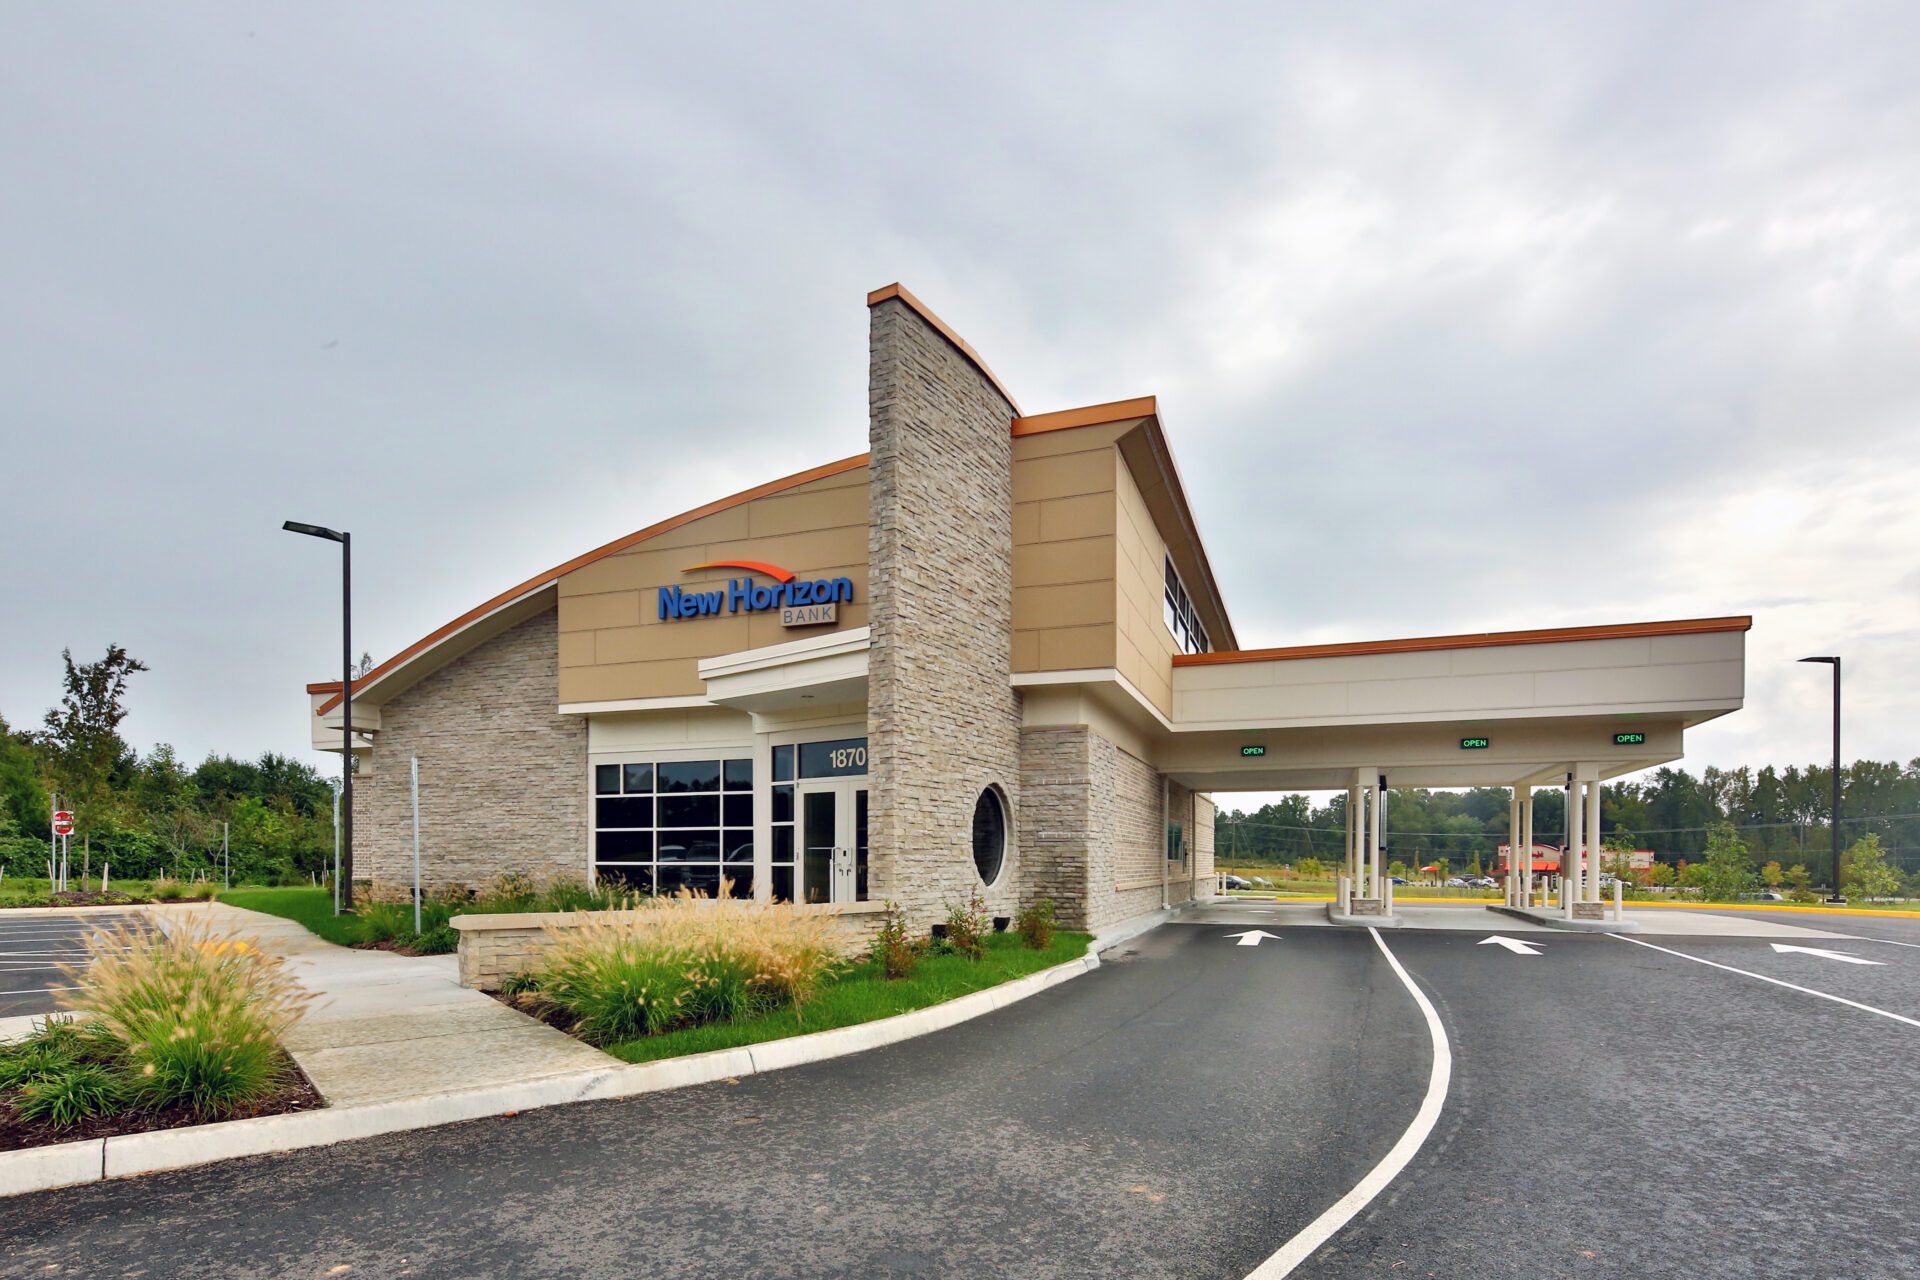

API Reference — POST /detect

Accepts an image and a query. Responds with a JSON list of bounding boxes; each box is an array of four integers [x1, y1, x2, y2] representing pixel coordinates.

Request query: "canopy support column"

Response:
[[1507, 791, 1522, 907], [1585, 768, 1604, 902], [1563, 773, 1582, 919], [1521, 789, 1535, 906]]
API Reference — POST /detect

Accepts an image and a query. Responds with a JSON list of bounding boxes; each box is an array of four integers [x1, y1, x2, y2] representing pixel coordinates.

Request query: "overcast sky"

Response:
[[3, 3, 1916, 791]]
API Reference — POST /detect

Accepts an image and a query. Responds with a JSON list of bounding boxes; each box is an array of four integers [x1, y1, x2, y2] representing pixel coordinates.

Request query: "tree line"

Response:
[[1216, 760, 1920, 887], [0, 646, 337, 884]]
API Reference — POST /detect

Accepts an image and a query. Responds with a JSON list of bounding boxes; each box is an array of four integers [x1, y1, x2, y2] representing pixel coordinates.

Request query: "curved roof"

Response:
[[314, 453, 868, 715]]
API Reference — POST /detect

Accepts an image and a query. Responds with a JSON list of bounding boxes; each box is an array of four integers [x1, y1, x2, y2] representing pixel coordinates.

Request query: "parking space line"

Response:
[[1614, 935, 1920, 1030], [1244, 928, 1452, 1279]]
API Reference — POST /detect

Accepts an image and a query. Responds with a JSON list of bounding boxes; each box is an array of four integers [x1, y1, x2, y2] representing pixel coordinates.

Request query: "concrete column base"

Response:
[[1325, 900, 1404, 928], [1486, 904, 1640, 933], [1572, 901, 1607, 920]]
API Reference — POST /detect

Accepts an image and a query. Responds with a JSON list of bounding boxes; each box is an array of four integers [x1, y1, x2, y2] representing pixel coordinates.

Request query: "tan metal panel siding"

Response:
[[1113, 452, 1178, 717], [1011, 432, 1119, 673], [555, 470, 870, 703]]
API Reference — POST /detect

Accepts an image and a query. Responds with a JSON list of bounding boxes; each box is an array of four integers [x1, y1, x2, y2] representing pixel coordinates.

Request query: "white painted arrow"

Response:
[[1225, 929, 1282, 947], [1478, 935, 1544, 956], [1769, 943, 1885, 966]]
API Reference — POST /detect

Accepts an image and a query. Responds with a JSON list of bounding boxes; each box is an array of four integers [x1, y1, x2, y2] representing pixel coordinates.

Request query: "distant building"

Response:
[[1495, 843, 1654, 878]]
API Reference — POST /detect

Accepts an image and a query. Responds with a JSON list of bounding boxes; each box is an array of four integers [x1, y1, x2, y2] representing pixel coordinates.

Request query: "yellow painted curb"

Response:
[[1222, 894, 1917, 918], [1626, 900, 1920, 919]]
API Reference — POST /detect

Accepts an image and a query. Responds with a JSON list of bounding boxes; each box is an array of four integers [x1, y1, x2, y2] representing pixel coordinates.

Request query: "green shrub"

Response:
[[943, 892, 988, 961], [542, 880, 626, 913], [150, 876, 183, 902], [481, 872, 541, 907], [186, 881, 218, 901], [498, 970, 539, 996], [61, 918, 312, 1117], [413, 923, 459, 954], [357, 900, 411, 943], [14, 1062, 125, 1127], [868, 901, 917, 980], [1016, 898, 1056, 951]]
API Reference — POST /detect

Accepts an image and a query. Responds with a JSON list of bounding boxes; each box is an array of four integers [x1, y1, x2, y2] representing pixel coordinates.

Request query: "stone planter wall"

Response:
[[450, 902, 894, 991]]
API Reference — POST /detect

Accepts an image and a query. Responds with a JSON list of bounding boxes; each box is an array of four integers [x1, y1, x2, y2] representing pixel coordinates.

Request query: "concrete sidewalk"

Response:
[[186, 902, 617, 1107]]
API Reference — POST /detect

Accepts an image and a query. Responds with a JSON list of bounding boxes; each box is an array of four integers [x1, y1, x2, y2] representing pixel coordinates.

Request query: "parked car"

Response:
[[1445, 877, 1470, 887], [1744, 890, 1788, 902], [1222, 874, 1252, 891], [1390, 876, 1409, 885], [1470, 877, 1498, 888]]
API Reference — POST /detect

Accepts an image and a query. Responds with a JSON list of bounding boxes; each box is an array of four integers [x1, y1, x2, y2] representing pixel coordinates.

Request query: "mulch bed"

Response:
[[487, 989, 581, 1036], [2, 891, 157, 910], [0, 1058, 326, 1152]]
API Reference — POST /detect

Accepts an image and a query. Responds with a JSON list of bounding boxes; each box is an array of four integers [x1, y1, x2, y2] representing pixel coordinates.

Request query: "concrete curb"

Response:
[[1486, 905, 1642, 933], [0, 941, 1112, 1200]]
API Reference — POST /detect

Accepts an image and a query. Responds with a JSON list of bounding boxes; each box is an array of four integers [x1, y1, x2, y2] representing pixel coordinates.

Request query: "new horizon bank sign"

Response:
[[659, 560, 854, 628]]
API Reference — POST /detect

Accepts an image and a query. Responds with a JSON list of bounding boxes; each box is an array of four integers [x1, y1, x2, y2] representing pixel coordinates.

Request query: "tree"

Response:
[[39, 645, 148, 836], [1433, 858, 1451, 883], [1602, 849, 1642, 894], [1760, 860, 1784, 889], [1695, 822, 1759, 902], [1469, 853, 1483, 879], [0, 714, 48, 835], [1841, 834, 1901, 902], [1643, 860, 1676, 889], [1783, 863, 1815, 902], [1295, 856, 1325, 879]]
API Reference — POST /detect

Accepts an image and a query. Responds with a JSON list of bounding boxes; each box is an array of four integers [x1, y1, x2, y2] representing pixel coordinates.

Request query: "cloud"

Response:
[[0, 2, 1915, 786]]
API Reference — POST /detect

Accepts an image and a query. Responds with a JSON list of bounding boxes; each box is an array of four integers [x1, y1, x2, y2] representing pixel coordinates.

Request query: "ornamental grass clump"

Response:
[[535, 884, 842, 1045], [58, 918, 312, 1116]]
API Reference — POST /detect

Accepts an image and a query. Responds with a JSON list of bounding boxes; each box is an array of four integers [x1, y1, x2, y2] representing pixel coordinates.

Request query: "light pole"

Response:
[[1798, 656, 1843, 903], [284, 520, 355, 910]]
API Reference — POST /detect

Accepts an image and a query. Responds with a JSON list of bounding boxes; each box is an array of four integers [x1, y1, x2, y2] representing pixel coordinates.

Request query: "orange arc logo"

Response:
[[681, 560, 797, 583]]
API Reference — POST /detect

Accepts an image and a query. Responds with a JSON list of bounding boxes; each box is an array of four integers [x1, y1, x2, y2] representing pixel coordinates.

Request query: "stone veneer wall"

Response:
[[866, 296, 1024, 930], [352, 609, 587, 898], [451, 905, 887, 989], [1022, 721, 1211, 932], [1016, 727, 1095, 926]]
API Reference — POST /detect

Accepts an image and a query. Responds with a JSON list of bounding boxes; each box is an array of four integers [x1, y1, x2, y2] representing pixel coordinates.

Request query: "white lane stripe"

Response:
[[1613, 935, 1920, 1029], [1243, 928, 1453, 1279], [1862, 937, 1920, 950]]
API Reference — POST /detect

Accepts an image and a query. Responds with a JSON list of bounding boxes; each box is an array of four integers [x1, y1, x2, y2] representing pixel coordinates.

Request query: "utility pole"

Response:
[[285, 521, 355, 909], [1798, 656, 1843, 901]]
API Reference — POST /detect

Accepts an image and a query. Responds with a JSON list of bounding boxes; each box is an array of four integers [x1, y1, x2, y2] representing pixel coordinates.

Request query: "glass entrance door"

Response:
[[798, 780, 869, 905]]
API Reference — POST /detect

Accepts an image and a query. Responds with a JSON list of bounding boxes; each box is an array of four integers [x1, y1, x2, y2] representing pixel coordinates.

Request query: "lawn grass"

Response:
[[603, 929, 1092, 1064], [217, 886, 367, 945]]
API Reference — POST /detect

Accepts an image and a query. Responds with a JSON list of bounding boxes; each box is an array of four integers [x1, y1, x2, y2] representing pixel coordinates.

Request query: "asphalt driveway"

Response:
[[0, 911, 141, 1019], [0, 922, 1431, 1279]]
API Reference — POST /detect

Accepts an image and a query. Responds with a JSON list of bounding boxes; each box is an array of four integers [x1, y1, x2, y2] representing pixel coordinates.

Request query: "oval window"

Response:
[[971, 787, 1006, 885]]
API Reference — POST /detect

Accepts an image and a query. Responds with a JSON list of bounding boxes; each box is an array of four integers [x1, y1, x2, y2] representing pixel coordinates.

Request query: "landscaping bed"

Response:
[[492, 892, 1086, 1065], [220, 878, 629, 956], [0, 1062, 321, 1151], [0, 917, 322, 1153], [0, 877, 225, 910]]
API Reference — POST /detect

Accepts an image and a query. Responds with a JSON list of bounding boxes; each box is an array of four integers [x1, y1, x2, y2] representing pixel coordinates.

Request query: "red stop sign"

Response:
[[52, 811, 74, 836]]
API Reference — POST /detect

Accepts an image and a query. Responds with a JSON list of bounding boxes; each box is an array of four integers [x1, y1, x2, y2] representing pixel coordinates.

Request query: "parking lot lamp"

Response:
[[1798, 656, 1843, 902], [284, 520, 355, 910]]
